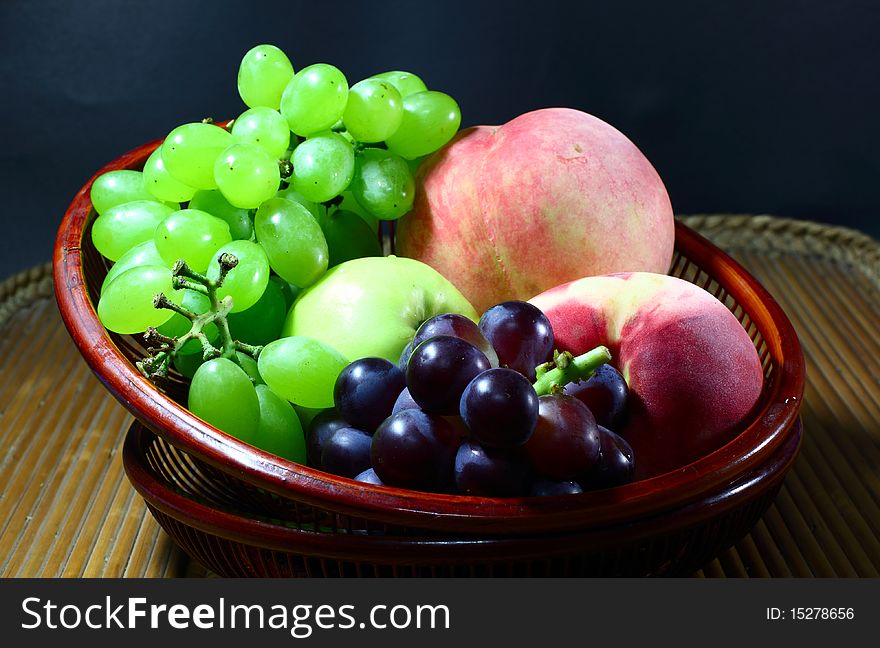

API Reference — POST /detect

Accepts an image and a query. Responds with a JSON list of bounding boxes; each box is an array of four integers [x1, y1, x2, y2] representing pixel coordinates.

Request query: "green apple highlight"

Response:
[[283, 255, 479, 363]]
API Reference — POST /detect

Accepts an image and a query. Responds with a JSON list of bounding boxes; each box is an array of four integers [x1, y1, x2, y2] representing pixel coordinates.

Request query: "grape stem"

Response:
[[532, 346, 612, 396], [322, 194, 345, 216], [152, 292, 196, 319], [135, 253, 264, 382], [278, 159, 293, 180]]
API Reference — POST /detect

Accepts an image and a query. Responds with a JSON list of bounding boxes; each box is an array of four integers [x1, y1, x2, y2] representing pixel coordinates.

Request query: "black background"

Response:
[[2, 0, 879, 282]]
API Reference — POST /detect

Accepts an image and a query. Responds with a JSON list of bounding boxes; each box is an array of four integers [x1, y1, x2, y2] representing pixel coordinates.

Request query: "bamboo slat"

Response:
[[0, 263, 188, 577]]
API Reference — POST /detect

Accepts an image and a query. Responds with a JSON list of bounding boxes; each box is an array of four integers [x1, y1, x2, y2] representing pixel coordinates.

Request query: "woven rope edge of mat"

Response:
[[679, 214, 880, 290], [0, 262, 54, 327]]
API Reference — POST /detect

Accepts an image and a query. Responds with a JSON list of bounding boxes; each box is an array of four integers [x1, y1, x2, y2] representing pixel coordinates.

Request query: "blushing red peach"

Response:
[[396, 108, 675, 313], [529, 272, 764, 480]]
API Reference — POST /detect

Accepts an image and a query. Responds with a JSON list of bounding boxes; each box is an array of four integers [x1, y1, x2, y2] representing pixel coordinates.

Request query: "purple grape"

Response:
[[460, 368, 539, 448], [392, 386, 420, 414], [371, 409, 460, 491], [454, 441, 531, 497], [525, 394, 601, 480], [563, 363, 629, 429], [397, 338, 416, 372], [334, 357, 406, 432], [529, 479, 584, 496], [354, 467, 385, 485], [406, 336, 491, 415], [400, 313, 500, 370], [306, 408, 349, 469], [321, 426, 374, 478], [478, 301, 554, 381], [581, 425, 636, 489], [393, 387, 473, 441]]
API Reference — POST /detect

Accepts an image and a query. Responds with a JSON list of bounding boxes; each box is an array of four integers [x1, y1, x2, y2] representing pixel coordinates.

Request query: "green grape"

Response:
[[290, 132, 354, 203], [270, 274, 302, 311], [338, 190, 378, 233], [342, 79, 403, 143], [236, 352, 264, 384], [161, 122, 233, 190], [227, 277, 287, 346], [293, 405, 323, 429], [336, 127, 357, 147], [280, 63, 349, 137], [97, 265, 183, 334], [385, 91, 461, 160], [207, 239, 269, 312], [156, 289, 220, 355], [173, 350, 205, 379], [101, 240, 167, 294], [322, 209, 382, 267], [371, 70, 428, 98], [174, 350, 258, 382], [275, 186, 326, 222], [231, 106, 291, 159], [214, 143, 281, 209], [142, 147, 197, 203], [237, 44, 295, 110], [283, 134, 301, 159], [154, 208, 232, 273], [253, 384, 307, 463], [91, 200, 176, 262], [350, 148, 414, 220], [254, 197, 328, 287], [258, 336, 348, 408], [189, 357, 260, 441], [188, 189, 253, 240], [407, 155, 427, 175], [90, 170, 172, 215]]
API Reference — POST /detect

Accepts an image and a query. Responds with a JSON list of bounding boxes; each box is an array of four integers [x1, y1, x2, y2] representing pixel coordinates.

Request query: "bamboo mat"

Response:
[[1, 214, 878, 578]]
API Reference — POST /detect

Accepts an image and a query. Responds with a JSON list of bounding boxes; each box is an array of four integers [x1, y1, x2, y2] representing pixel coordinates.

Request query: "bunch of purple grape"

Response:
[[307, 301, 636, 496]]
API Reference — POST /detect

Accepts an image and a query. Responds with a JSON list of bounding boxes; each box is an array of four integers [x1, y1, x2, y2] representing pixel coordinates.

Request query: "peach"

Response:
[[396, 107, 675, 313], [529, 272, 764, 480]]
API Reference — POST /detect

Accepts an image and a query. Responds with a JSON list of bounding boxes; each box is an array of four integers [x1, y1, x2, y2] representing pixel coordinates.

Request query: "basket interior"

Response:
[[61, 136, 803, 539], [81, 210, 782, 537]]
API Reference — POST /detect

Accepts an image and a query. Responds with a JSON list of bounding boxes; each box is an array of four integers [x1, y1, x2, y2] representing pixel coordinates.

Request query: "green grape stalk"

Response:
[[137, 252, 262, 382]]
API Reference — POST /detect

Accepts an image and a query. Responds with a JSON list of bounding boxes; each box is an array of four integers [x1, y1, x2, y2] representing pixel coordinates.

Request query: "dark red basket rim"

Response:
[[53, 138, 805, 534], [122, 418, 802, 559]]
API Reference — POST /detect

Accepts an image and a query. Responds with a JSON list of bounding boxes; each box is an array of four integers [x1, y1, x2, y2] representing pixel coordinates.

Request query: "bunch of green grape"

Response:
[[90, 43, 462, 462]]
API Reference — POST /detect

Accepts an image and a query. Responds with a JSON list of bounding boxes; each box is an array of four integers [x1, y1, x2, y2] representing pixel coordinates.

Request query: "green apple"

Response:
[[283, 255, 478, 363]]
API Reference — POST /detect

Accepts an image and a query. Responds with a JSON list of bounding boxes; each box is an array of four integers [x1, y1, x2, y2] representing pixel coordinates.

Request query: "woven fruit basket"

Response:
[[54, 139, 805, 577]]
